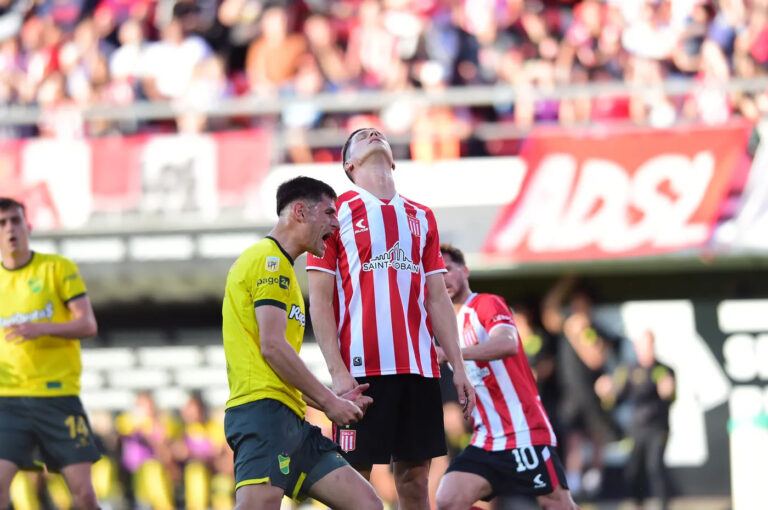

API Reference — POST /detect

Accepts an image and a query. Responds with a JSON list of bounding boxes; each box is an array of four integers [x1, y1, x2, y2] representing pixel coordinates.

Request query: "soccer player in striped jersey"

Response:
[[0, 197, 100, 510], [435, 244, 578, 510], [307, 128, 475, 510]]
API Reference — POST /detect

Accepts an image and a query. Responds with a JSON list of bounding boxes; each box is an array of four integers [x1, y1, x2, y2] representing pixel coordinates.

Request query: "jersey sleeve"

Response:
[[475, 295, 517, 335], [306, 231, 339, 274], [422, 208, 446, 276], [249, 257, 293, 310], [56, 257, 87, 304]]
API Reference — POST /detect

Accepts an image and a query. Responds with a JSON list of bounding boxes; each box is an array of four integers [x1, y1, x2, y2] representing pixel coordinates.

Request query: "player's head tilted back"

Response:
[[0, 197, 31, 259], [341, 127, 395, 183], [274, 176, 339, 257], [440, 243, 471, 304]]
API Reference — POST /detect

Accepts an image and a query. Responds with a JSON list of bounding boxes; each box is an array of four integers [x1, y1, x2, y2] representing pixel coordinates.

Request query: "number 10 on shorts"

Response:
[[511, 446, 540, 472]]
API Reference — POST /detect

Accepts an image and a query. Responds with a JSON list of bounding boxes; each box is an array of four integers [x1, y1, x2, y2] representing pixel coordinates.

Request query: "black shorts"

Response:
[[332, 374, 446, 464], [0, 396, 101, 472], [225, 399, 347, 501], [446, 445, 568, 500]]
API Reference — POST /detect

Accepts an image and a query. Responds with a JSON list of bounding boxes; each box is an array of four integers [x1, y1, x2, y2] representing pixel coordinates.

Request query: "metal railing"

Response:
[[2, 77, 767, 126]]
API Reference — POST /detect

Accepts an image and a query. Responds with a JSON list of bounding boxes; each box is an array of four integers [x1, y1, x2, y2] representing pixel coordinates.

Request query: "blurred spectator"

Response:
[[542, 275, 619, 499], [304, 13, 349, 88], [621, 0, 677, 61], [140, 1, 212, 101], [244, 3, 306, 95], [282, 53, 326, 163], [177, 55, 231, 133], [115, 391, 180, 509], [170, 392, 229, 510], [682, 39, 732, 124], [409, 60, 472, 162], [595, 330, 676, 510], [345, 0, 398, 88], [0, 0, 31, 42], [512, 302, 560, 436], [109, 18, 145, 83]]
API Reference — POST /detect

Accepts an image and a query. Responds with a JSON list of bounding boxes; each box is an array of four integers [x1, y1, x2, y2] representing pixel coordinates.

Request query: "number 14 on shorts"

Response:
[[64, 415, 91, 447]]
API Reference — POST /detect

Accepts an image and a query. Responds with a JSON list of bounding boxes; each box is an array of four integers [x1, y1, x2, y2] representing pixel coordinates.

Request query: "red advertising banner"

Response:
[[483, 120, 753, 261], [0, 129, 272, 230]]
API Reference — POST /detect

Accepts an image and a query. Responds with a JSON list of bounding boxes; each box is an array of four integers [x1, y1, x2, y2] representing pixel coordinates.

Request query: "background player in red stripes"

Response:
[[307, 128, 475, 510], [435, 244, 578, 510]]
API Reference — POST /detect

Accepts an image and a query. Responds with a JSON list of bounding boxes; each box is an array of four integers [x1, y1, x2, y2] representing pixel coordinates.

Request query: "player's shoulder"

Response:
[[336, 189, 361, 206], [236, 238, 292, 274], [30, 251, 77, 270], [399, 194, 435, 214], [470, 293, 508, 307], [471, 293, 514, 316]]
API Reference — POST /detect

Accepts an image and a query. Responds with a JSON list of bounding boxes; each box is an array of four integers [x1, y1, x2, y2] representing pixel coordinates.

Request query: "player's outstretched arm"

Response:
[[424, 273, 476, 419], [5, 295, 97, 344], [256, 304, 362, 426], [308, 270, 358, 395], [459, 325, 519, 361]]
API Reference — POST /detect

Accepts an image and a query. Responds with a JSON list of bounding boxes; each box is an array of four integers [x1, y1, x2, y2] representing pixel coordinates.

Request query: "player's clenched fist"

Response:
[[339, 383, 373, 414], [325, 395, 365, 426]]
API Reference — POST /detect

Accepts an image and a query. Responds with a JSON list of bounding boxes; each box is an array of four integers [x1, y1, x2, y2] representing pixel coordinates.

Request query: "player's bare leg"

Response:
[[351, 463, 373, 481], [536, 486, 580, 510], [61, 462, 98, 510], [394, 460, 432, 510], [0, 459, 19, 509], [307, 465, 382, 510], [435, 471, 492, 510], [234, 482, 284, 510]]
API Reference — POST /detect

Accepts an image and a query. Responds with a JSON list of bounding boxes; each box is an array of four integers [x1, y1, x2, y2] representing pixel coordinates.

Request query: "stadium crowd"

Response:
[[1, 0, 767, 158]]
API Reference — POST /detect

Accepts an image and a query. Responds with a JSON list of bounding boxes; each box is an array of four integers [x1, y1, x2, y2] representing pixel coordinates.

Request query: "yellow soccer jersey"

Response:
[[222, 237, 307, 418], [0, 252, 88, 396]]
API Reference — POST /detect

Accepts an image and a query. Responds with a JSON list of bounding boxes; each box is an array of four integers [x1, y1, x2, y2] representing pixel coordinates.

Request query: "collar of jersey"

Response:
[[352, 184, 400, 205], [264, 236, 294, 266], [463, 292, 479, 308], [0, 250, 35, 272]]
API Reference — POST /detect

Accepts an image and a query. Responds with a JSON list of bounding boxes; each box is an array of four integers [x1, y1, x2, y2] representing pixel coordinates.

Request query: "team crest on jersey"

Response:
[[265, 257, 279, 272], [28, 278, 42, 293], [463, 327, 478, 346], [462, 314, 478, 346], [407, 215, 421, 237], [362, 242, 419, 273], [339, 429, 356, 452]]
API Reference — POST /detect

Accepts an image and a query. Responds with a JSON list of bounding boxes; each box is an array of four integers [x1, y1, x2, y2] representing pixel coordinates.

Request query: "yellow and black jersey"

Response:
[[222, 237, 307, 418], [0, 252, 88, 396]]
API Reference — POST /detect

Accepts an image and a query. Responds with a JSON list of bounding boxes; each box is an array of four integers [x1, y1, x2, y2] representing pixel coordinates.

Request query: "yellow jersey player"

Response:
[[222, 176, 382, 510], [0, 197, 100, 510]]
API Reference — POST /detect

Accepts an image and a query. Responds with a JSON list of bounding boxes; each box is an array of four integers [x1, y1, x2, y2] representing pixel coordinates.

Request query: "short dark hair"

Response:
[[341, 128, 367, 183], [275, 176, 337, 216], [440, 243, 466, 266], [0, 197, 25, 216]]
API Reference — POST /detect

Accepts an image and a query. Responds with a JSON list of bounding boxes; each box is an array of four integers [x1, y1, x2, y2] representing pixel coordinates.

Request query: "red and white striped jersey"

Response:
[[457, 293, 557, 451], [307, 186, 445, 378]]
